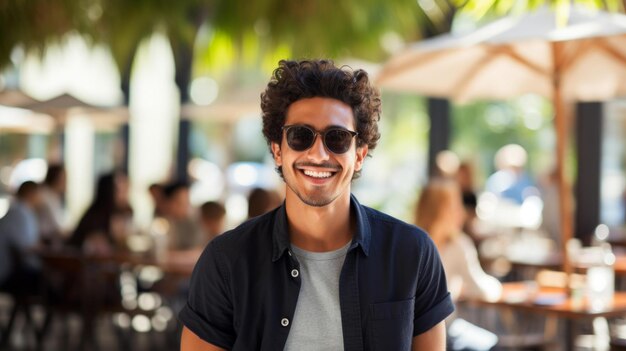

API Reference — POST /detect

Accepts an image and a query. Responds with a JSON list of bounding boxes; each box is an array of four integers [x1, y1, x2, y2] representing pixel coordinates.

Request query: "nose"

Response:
[[306, 133, 330, 163]]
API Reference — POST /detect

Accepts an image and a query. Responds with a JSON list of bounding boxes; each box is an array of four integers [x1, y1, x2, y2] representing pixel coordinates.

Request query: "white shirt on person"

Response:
[[439, 233, 502, 302], [37, 187, 66, 239]]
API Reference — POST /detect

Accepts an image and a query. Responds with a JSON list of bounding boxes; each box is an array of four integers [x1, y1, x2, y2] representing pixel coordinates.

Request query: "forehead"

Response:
[[285, 97, 354, 130]]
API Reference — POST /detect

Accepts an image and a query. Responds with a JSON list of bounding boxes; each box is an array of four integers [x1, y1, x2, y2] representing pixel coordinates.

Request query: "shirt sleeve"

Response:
[[178, 239, 236, 348], [412, 233, 455, 336]]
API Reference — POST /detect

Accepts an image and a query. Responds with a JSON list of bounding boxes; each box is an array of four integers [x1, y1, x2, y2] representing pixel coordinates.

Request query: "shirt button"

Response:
[[281, 318, 290, 327], [291, 269, 299, 278]]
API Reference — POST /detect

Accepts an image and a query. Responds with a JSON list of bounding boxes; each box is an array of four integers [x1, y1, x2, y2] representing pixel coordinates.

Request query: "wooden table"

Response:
[[464, 281, 626, 349], [506, 252, 563, 281], [471, 282, 626, 319], [507, 251, 626, 278], [83, 250, 199, 277], [33, 248, 201, 349]]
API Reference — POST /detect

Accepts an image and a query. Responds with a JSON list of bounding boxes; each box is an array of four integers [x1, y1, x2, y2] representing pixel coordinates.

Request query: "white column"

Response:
[[65, 115, 94, 227], [129, 33, 179, 228]]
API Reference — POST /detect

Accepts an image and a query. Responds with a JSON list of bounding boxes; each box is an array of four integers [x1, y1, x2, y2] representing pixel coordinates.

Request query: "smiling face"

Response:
[[271, 97, 368, 207]]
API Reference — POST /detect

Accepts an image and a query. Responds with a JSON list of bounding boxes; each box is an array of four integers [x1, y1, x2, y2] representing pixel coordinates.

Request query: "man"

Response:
[[199, 201, 227, 243], [180, 59, 454, 350], [162, 181, 204, 250], [0, 181, 43, 292], [37, 163, 67, 245]]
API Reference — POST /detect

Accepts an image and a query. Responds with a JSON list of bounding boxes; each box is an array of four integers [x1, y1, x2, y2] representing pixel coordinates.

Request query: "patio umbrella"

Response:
[[25, 93, 128, 129], [378, 6, 626, 274], [181, 85, 262, 124], [0, 88, 40, 107], [0, 105, 55, 133], [0, 89, 54, 132]]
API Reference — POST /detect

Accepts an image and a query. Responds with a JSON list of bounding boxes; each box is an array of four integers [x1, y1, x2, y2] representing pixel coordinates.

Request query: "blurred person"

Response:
[[456, 162, 479, 240], [37, 163, 67, 246], [485, 144, 535, 204], [539, 168, 562, 248], [162, 181, 204, 250], [0, 181, 43, 292], [416, 179, 501, 351], [148, 182, 166, 218], [247, 187, 282, 219], [67, 171, 133, 255], [199, 201, 226, 243], [180, 59, 453, 350], [416, 178, 502, 302]]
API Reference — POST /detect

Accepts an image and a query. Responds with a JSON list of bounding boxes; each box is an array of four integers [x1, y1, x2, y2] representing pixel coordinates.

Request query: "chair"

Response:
[[40, 250, 137, 350], [0, 245, 44, 350], [38, 250, 90, 350]]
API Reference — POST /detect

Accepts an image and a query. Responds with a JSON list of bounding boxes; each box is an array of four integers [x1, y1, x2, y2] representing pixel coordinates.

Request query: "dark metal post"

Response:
[[575, 102, 603, 245], [427, 97, 451, 178]]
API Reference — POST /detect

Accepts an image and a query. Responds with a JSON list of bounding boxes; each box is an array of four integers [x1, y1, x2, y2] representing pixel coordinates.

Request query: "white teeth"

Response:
[[303, 170, 332, 178]]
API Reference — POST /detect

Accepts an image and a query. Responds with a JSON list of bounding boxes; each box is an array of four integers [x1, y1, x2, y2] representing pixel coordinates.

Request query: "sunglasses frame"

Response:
[[282, 124, 358, 154]]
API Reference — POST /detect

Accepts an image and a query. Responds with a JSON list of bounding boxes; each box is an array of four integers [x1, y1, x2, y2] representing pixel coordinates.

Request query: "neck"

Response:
[[285, 191, 353, 252]]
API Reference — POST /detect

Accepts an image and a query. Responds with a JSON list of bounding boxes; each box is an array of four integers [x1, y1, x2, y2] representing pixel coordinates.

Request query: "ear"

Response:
[[271, 142, 282, 167], [354, 145, 368, 171]]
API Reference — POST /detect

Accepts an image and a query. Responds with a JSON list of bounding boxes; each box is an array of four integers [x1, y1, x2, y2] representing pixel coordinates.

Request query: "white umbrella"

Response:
[[0, 89, 40, 107], [0, 89, 54, 133], [0, 105, 55, 133], [378, 6, 626, 274], [25, 93, 128, 129]]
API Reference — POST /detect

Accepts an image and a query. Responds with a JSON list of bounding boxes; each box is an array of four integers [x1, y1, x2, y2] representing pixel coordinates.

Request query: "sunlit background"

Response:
[[1, 1, 624, 229], [1, 0, 626, 349]]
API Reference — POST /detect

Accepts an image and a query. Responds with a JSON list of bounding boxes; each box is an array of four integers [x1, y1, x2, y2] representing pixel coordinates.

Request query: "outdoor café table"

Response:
[[84, 250, 198, 277], [463, 281, 626, 350], [506, 252, 563, 280], [36, 248, 198, 348], [509, 251, 626, 279]]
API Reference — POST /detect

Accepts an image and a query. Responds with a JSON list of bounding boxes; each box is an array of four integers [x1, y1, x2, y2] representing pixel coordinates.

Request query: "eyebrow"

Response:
[[290, 123, 353, 131]]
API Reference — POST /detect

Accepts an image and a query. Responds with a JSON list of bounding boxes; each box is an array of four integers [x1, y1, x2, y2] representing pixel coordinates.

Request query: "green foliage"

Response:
[[416, 0, 624, 36], [91, 0, 210, 73], [0, 0, 90, 69], [2, 0, 625, 76]]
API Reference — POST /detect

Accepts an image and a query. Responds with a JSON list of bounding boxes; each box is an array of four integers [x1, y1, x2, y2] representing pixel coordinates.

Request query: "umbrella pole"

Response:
[[554, 89, 574, 279], [552, 41, 574, 282]]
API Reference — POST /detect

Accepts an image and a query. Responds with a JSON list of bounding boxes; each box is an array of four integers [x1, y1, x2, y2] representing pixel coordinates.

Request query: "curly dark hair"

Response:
[[261, 59, 382, 179]]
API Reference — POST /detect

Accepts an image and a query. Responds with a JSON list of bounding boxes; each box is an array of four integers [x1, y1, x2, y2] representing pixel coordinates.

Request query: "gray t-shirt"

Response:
[[284, 242, 351, 351]]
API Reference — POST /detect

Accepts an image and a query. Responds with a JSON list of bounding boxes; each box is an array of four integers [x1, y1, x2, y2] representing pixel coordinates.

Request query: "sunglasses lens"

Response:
[[324, 129, 353, 154], [286, 126, 315, 151]]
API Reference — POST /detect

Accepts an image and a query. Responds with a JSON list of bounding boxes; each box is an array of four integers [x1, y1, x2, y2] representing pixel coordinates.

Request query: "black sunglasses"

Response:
[[282, 125, 358, 154]]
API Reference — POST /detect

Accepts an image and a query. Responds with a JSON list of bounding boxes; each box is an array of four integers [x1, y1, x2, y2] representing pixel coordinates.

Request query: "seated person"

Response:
[[67, 171, 133, 255], [162, 182, 204, 250], [416, 179, 502, 350], [247, 187, 282, 219], [37, 163, 68, 246], [415, 178, 502, 302], [199, 201, 226, 244], [0, 181, 43, 293], [148, 182, 166, 218]]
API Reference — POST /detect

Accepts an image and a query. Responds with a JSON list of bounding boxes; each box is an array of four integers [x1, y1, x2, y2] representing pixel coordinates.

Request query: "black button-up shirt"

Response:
[[179, 195, 454, 350]]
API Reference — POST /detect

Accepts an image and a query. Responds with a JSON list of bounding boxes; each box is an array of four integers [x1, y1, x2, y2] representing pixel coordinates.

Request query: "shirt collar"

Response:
[[272, 194, 371, 262]]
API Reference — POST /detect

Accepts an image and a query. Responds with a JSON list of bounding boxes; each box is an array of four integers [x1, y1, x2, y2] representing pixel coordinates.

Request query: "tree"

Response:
[[0, 0, 89, 71]]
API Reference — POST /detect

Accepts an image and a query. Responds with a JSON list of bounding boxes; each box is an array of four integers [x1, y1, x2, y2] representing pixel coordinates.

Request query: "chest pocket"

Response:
[[369, 298, 415, 351]]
